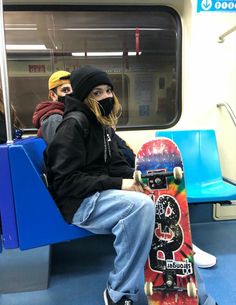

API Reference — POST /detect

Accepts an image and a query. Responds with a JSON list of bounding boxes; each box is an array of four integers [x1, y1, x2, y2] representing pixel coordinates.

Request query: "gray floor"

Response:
[[192, 221, 236, 305], [0, 220, 236, 305]]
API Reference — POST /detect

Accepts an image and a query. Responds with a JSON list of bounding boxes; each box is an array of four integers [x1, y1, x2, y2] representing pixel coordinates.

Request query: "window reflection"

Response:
[[5, 7, 181, 130]]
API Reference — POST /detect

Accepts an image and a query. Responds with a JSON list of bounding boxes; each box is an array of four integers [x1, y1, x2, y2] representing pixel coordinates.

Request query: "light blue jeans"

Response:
[[72, 189, 216, 305], [72, 190, 155, 303]]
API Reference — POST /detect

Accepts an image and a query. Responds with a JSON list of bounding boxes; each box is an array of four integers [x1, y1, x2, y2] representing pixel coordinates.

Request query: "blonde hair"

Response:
[[84, 92, 121, 127], [0, 87, 22, 129]]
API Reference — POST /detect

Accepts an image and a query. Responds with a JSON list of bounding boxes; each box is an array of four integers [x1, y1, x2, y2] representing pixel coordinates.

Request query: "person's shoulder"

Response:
[[113, 133, 125, 144], [34, 100, 54, 111], [41, 113, 63, 126], [64, 111, 89, 126], [63, 111, 90, 138]]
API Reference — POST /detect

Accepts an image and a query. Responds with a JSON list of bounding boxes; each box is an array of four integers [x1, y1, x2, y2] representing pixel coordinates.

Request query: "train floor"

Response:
[[0, 220, 236, 305]]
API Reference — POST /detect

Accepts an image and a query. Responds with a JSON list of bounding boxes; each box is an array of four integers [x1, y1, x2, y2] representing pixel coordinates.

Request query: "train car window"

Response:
[[4, 6, 181, 130]]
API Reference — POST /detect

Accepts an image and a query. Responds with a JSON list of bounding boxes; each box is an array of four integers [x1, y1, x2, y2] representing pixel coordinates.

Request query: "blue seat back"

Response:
[[155, 130, 223, 186], [9, 137, 92, 250], [0, 144, 19, 249]]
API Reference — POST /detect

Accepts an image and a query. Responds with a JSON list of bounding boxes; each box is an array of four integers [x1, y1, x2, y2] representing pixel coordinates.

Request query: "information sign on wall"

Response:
[[197, 0, 236, 12]]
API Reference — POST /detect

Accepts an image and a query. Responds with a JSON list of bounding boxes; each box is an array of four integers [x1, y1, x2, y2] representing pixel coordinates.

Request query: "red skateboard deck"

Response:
[[135, 138, 198, 305]]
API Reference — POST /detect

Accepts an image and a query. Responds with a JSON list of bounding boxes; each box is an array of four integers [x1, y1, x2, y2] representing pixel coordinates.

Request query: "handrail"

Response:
[[218, 25, 236, 43], [0, 0, 13, 143], [217, 102, 236, 127]]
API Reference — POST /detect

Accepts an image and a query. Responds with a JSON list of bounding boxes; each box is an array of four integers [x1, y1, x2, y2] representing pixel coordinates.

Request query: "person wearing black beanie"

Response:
[[70, 65, 113, 101], [67, 65, 120, 128], [44, 66, 218, 305], [44, 65, 155, 305]]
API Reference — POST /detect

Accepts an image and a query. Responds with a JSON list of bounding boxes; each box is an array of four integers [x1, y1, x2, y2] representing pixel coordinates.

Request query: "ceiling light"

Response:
[[5, 24, 37, 31], [87, 52, 123, 56], [6, 27, 37, 31], [6, 44, 47, 50], [72, 51, 142, 57], [72, 52, 86, 56], [59, 27, 166, 31], [128, 51, 142, 56]]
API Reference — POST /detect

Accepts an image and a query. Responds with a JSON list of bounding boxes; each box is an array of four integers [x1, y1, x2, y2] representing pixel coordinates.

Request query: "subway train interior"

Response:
[[0, 0, 236, 304]]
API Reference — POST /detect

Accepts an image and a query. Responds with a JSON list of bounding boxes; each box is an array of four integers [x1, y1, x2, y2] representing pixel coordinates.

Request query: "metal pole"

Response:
[[0, 0, 13, 143], [217, 103, 236, 127]]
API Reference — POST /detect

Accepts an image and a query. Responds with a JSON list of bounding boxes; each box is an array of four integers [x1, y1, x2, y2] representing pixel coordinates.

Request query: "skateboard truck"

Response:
[[144, 279, 198, 298], [134, 167, 183, 189], [164, 271, 176, 288]]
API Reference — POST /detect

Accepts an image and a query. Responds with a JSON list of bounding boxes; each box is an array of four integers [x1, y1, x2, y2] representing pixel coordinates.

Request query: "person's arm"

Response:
[[41, 114, 62, 144]]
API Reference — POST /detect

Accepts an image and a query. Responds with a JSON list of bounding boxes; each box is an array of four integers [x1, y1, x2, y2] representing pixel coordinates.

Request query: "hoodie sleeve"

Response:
[[41, 114, 63, 144], [44, 118, 122, 202]]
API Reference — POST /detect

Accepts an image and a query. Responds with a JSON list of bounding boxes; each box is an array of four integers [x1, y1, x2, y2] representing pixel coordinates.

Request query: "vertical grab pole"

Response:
[[0, 0, 13, 143]]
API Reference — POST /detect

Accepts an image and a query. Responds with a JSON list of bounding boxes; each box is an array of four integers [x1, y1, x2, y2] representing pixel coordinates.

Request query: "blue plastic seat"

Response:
[[0, 144, 19, 249], [9, 137, 93, 250], [155, 130, 236, 203]]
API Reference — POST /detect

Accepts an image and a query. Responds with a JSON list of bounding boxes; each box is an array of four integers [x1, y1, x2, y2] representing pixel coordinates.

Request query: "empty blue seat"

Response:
[[0, 144, 19, 249], [156, 130, 236, 203], [9, 137, 93, 250]]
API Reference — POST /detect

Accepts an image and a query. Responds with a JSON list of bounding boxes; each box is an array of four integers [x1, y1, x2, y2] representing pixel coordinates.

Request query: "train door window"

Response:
[[4, 6, 181, 131]]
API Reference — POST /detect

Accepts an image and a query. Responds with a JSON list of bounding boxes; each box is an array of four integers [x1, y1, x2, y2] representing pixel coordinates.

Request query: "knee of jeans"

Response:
[[140, 195, 155, 218], [138, 197, 155, 234]]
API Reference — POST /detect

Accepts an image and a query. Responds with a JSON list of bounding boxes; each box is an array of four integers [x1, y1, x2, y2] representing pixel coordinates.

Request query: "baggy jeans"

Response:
[[72, 190, 155, 303]]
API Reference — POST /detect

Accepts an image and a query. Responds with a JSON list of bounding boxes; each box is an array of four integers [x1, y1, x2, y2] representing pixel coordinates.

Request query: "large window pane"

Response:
[[4, 7, 181, 130]]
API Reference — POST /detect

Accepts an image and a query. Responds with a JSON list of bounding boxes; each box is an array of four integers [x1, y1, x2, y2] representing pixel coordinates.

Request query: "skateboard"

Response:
[[134, 138, 198, 305]]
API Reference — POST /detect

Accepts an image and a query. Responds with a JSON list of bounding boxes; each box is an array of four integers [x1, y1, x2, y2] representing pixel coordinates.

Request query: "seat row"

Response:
[[1, 129, 236, 252], [1, 129, 236, 293]]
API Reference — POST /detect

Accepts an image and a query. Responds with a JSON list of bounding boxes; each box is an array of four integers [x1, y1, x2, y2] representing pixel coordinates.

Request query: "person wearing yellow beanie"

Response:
[[32, 70, 72, 144]]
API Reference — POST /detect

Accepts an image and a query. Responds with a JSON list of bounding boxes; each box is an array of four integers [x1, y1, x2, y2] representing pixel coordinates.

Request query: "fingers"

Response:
[[133, 182, 145, 193], [133, 180, 153, 193], [143, 185, 154, 194], [122, 178, 153, 193]]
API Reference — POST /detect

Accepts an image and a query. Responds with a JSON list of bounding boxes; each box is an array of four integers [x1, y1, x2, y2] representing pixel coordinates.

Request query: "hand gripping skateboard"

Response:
[[134, 138, 198, 305]]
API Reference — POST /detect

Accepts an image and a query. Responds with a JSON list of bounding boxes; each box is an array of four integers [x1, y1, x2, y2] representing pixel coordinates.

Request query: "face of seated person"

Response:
[[91, 84, 114, 117], [91, 84, 113, 101], [50, 83, 72, 103]]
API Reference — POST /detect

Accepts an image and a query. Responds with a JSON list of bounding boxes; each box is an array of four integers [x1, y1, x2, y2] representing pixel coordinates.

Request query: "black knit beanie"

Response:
[[70, 65, 113, 101]]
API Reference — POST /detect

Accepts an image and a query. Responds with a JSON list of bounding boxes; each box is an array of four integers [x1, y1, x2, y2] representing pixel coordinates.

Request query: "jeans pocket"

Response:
[[72, 192, 100, 226]]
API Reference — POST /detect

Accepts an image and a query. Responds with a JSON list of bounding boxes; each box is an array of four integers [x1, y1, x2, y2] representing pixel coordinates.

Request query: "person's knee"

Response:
[[123, 191, 155, 222], [143, 195, 155, 215], [137, 194, 155, 223]]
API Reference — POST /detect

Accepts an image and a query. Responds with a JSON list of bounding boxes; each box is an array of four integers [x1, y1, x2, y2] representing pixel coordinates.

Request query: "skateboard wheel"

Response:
[[134, 170, 142, 184], [173, 167, 182, 184], [144, 282, 153, 296], [187, 282, 197, 298]]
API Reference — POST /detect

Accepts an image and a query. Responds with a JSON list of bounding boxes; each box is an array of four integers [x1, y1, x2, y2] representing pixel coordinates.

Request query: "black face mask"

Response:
[[97, 97, 114, 116], [57, 95, 66, 104]]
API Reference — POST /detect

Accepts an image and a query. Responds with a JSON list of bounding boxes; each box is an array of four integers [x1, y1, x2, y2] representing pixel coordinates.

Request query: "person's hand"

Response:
[[121, 179, 153, 193], [122, 179, 144, 192]]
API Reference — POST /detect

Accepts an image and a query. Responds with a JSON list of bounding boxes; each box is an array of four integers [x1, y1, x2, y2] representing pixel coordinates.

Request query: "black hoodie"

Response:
[[44, 96, 134, 223]]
